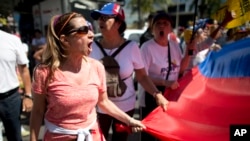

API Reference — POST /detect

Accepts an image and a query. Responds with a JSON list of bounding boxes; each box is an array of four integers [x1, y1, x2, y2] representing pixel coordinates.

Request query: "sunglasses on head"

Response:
[[98, 15, 116, 21], [67, 25, 90, 35]]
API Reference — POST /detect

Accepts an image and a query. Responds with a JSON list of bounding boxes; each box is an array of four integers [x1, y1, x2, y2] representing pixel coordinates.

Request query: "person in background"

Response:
[[30, 12, 145, 141], [30, 29, 46, 68], [139, 10, 171, 47], [0, 25, 31, 138], [183, 10, 236, 73], [33, 44, 46, 63], [139, 11, 196, 141], [0, 26, 33, 141], [234, 26, 249, 41], [90, 3, 168, 141], [224, 28, 236, 44], [135, 12, 155, 91], [177, 26, 185, 53], [31, 29, 46, 51], [17, 35, 32, 137], [139, 12, 155, 47]]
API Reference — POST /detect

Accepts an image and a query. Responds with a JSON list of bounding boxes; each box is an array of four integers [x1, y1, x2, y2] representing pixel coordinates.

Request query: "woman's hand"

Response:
[[164, 80, 179, 90], [155, 93, 169, 111], [128, 118, 146, 133]]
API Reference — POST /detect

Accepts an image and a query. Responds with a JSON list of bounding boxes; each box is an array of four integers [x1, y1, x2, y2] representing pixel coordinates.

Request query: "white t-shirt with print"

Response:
[[90, 40, 145, 113], [139, 37, 183, 107]]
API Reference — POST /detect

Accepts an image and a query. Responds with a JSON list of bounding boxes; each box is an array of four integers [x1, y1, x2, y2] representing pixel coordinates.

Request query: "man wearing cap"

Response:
[[90, 2, 168, 141]]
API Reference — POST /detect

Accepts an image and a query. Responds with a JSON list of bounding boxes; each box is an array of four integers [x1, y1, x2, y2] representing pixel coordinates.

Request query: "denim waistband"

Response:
[[0, 87, 19, 100]]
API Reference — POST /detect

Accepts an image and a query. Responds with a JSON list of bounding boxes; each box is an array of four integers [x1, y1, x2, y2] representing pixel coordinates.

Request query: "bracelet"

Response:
[[152, 91, 162, 98], [23, 94, 33, 100]]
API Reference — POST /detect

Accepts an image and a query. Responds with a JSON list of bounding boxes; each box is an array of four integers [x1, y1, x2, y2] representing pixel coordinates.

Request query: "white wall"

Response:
[[40, 0, 63, 33]]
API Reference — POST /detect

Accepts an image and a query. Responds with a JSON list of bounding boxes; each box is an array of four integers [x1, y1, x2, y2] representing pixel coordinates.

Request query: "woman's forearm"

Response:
[[30, 94, 46, 141], [138, 76, 160, 95], [30, 110, 44, 141], [98, 98, 132, 125]]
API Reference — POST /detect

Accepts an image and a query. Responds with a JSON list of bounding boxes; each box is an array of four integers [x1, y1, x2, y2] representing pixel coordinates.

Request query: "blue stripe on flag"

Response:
[[199, 38, 250, 78]]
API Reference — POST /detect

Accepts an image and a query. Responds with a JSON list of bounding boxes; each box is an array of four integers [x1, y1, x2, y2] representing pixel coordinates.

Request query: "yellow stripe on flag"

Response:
[[226, 0, 250, 28], [212, 0, 250, 29]]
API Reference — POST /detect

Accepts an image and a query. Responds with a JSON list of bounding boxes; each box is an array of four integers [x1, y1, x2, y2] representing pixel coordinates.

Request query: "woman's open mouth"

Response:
[[87, 42, 93, 55]]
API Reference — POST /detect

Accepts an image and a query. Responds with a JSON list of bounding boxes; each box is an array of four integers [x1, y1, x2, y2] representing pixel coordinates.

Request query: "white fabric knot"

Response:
[[45, 118, 96, 141], [77, 129, 92, 141]]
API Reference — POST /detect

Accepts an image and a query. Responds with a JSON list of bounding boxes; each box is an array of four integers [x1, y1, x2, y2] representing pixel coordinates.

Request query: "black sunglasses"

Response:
[[67, 26, 90, 35]]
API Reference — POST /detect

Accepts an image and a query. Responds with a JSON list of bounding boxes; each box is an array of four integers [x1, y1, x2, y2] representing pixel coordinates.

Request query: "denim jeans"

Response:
[[0, 90, 22, 141]]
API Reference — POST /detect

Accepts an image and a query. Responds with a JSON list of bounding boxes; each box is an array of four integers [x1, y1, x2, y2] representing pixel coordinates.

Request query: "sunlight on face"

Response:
[[67, 18, 94, 56]]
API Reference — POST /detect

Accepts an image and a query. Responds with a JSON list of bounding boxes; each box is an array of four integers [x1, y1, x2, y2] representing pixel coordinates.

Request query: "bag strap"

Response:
[[165, 41, 171, 80], [95, 41, 108, 56], [111, 40, 131, 57], [95, 40, 131, 57]]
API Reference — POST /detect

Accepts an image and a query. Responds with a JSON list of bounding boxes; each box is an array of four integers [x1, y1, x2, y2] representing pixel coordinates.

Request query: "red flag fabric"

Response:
[[140, 107, 180, 141], [147, 38, 250, 141], [117, 38, 250, 141]]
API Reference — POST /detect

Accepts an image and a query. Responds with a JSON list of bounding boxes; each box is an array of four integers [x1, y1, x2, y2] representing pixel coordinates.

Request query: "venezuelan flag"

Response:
[[116, 38, 250, 141], [141, 38, 250, 141]]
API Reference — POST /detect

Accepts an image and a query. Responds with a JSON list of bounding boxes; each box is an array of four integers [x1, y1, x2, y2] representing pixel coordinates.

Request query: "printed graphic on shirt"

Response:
[[160, 60, 179, 79]]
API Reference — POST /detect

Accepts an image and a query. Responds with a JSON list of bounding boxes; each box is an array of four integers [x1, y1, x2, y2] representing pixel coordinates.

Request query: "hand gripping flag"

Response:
[[117, 38, 250, 141]]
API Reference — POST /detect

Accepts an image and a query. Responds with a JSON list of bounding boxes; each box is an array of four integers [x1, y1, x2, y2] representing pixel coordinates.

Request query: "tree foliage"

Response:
[[126, 0, 173, 28], [189, 0, 222, 18], [127, 0, 173, 15]]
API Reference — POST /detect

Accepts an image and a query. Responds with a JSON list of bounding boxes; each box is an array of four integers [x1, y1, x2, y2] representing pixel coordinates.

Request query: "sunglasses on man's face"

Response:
[[98, 15, 116, 21], [67, 26, 90, 35]]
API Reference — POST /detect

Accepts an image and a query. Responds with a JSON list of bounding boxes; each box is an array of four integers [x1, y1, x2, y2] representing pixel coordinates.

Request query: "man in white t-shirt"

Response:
[[0, 28, 33, 141]]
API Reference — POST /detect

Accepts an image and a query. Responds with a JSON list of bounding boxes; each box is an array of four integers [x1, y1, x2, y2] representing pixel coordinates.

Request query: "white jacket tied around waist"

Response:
[[44, 118, 96, 141]]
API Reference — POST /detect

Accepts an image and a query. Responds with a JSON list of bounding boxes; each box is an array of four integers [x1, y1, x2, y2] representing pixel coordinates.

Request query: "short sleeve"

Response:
[[16, 37, 29, 65], [32, 65, 48, 95]]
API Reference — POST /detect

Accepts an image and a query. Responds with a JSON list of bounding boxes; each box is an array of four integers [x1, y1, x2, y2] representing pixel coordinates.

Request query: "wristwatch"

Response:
[[153, 91, 162, 98], [23, 94, 33, 100]]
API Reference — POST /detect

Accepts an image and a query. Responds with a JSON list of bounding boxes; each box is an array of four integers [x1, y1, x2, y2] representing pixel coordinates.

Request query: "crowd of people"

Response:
[[0, 1, 249, 141]]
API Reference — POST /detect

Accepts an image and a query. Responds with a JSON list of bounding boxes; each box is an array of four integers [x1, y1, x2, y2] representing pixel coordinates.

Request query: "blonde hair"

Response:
[[38, 12, 84, 88]]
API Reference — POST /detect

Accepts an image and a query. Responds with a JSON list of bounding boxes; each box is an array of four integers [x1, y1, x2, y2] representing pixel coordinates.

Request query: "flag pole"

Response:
[[188, 0, 199, 55]]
